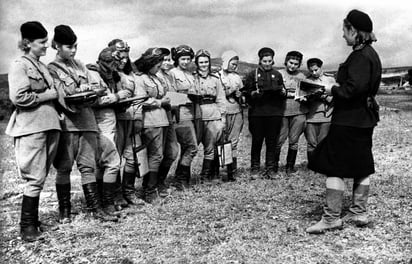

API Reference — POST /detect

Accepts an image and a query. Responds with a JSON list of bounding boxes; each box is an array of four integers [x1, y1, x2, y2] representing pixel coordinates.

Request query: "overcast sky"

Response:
[[0, 0, 411, 73]]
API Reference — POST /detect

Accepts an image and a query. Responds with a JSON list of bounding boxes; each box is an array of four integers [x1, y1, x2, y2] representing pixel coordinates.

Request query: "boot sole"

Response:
[[306, 224, 343, 234]]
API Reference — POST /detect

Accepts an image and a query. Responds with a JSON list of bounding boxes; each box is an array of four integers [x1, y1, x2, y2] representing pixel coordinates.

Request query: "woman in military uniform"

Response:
[[218, 50, 244, 181], [243, 47, 286, 180], [6, 21, 61, 242], [194, 49, 227, 182], [134, 47, 177, 203], [48, 25, 116, 223], [307, 9, 381, 234], [168, 45, 198, 190]]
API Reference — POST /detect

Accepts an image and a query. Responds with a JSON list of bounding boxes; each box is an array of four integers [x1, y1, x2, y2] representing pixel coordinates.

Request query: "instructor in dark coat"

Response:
[[307, 9, 382, 234]]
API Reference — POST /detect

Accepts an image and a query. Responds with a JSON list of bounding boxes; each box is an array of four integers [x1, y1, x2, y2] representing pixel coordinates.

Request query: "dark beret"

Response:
[[258, 47, 275, 59], [159, 47, 171, 56], [307, 58, 323, 68], [286, 51, 303, 61], [53, 25, 77, 45], [20, 21, 47, 40], [346, 9, 373, 33]]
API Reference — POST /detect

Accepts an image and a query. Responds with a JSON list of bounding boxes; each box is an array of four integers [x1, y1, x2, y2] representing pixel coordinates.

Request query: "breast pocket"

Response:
[[126, 77, 136, 94], [206, 84, 217, 96], [175, 76, 189, 93], [27, 68, 45, 92], [61, 75, 75, 86], [78, 72, 88, 85], [144, 83, 158, 98]]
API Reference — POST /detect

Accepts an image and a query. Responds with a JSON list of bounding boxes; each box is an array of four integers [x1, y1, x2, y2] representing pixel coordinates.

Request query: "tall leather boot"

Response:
[[232, 157, 238, 176], [306, 188, 344, 234], [174, 164, 190, 191], [264, 148, 277, 179], [212, 155, 220, 180], [135, 172, 149, 200], [224, 163, 236, 182], [33, 196, 43, 232], [122, 171, 144, 205], [183, 165, 191, 187], [56, 184, 71, 224], [307, 150, 314, 165], [250, 153, 261, 180], [20, 195, 43, 242], [114, 172, 128, 210], [96, 178, 103, 198], [102, 182, 122, 217], [273, 148, 281, 173], [144, 171, 159, 204], [82, 183, 118, 222], [200, 159, 214, 183], [285, 149, 298, 174], [157, 165, 171, 198], [343, 183, 370, 226]]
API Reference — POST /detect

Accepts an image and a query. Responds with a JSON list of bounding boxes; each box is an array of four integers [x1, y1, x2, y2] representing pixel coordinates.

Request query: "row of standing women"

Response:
[[7, 22, 244, 242], [7, 8, 381, 242]]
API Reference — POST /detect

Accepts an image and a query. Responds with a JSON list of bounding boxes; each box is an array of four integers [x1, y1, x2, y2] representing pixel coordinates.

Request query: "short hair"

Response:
[[284, 51, 303, 67], [18, 39, 31, 52]]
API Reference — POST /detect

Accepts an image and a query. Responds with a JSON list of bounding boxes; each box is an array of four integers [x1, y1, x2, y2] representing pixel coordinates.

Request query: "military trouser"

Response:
[[277, 115, 306, 151], [15, 130, 60, 197], [197, 120, 224, 160], [54, 131, 98, 185], [174, 120, 198, 167], [248, 116, 282, 170], [304, 122, 331, 153], [225, 112, 244, 158], [160, 124, 179, 168], [142, 126, 176, 172], [142, 126, 178, 190], [116, 120, 143, 174], [96, 131, 121, 183]]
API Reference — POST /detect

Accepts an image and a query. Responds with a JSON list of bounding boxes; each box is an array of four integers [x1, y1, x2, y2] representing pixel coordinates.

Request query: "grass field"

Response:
[[0, 94, 411, 263]]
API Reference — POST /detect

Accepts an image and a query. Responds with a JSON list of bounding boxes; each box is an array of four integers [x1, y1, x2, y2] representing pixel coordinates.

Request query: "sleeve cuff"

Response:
[[37, 89, 57, 103], [331, 85, 338, 96]]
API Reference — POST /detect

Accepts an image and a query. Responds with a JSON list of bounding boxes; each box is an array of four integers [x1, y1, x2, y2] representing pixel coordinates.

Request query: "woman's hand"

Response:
[[325, 83, 339, 95], [161, 97, 171, 111], [251, 90, 262, 99], [221, 116, 227, 131], [100, 93, 119, 105]]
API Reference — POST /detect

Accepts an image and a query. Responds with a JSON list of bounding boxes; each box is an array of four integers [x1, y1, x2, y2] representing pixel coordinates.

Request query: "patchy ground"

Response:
[[0, 94, 411, 264]]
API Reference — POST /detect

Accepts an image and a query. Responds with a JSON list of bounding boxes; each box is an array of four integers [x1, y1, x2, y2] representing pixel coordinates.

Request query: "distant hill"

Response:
[[0, 73, 7, 89], [0, 73, 11, 120], [210, 58, 284, 78], [1, 64, 410, 120]]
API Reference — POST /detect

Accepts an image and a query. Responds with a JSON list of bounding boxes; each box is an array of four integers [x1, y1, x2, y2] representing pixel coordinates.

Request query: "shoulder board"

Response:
[[323, 72, 335, 77], [210, 73, 220, 79], [86, 63, 99, 72], [133, 70, 143, 76]]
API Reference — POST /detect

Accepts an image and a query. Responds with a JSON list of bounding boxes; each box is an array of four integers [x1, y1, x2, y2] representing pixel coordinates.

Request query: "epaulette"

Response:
[[324, 72, 335, 77], [133, 70, 143, 76], [210, 73, 220, 79], [86, 63, 99, 72]]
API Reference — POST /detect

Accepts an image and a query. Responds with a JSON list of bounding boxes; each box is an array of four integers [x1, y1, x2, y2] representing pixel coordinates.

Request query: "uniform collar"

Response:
[[307, 73, 324, 81]]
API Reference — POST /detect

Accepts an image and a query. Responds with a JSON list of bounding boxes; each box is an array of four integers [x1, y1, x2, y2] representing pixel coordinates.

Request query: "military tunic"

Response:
[[6, 55, 61, 197]]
